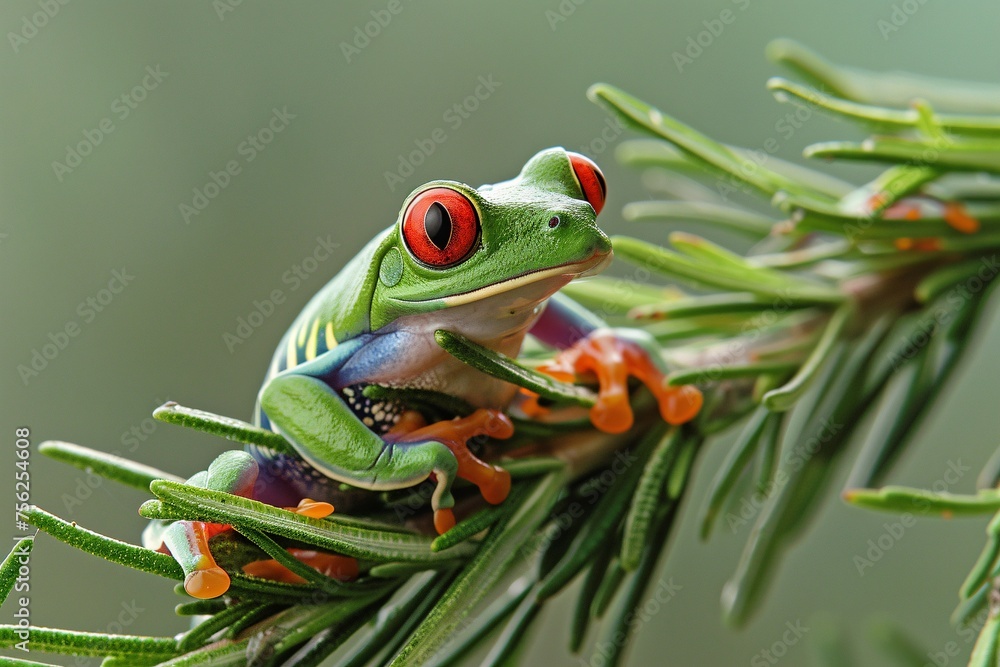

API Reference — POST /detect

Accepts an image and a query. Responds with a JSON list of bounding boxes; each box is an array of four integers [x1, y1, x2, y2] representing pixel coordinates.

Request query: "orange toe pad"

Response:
[[287, 498, 335, 519], [185, 566, 231, 600], [434, 508, 456, 534]]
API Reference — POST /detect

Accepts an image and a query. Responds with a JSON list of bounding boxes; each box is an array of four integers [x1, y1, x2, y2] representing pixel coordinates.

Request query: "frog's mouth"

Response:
[[438, 250, 612, 307]]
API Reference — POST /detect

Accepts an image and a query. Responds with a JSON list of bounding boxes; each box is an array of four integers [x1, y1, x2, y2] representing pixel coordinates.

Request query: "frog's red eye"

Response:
[[568, 152, 606, 215], [402, 187, 480, 268]]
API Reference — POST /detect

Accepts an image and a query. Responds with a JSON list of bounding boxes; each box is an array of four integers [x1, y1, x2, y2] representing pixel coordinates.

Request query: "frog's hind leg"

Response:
[[148, 451, 353, 598], [157, 521, 232, 600], [146, 450, 259, 599], [242, 549, 359, 584]]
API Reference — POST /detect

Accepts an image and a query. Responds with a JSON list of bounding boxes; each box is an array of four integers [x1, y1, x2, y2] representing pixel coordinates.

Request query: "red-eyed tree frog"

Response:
[[145, 148, 703, 599]]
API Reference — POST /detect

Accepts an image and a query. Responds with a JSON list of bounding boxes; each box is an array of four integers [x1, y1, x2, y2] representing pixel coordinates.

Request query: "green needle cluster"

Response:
[[5, 40, 1000, 667]]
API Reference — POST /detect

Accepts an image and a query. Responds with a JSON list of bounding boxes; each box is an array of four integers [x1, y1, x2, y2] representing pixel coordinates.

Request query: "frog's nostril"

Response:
[[592, 235, 613, 256], [548, 216, 560, 228]]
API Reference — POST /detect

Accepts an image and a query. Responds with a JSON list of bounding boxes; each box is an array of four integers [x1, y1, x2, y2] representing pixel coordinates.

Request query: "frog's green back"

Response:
[[263, 228, 395, 380]]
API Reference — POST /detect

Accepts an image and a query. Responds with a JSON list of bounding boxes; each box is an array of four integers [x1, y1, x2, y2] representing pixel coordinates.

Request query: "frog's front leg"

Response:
[[384, 408, 514, 533], [260, 348, 513, 536], [530, 293, 703, 433]]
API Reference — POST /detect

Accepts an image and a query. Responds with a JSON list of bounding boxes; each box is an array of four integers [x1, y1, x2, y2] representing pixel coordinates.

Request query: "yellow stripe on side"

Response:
[[325, 321, 337, 350], [297, 321, 309, 346], [305, 318, 321, 361]]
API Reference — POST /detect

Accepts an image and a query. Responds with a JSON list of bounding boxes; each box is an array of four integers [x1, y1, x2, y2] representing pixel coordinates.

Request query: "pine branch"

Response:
[[10, 40, 1000, 666]]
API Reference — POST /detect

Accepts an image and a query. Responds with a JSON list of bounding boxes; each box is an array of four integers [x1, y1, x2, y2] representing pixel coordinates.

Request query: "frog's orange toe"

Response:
[[480, 467, 511, 505], [434, 508, 456, 535], [661, 385, 703, 425], [184, 565, 231, 600], [290, 498, 335, 519], [480, 411, 515, 440], [590, 391, 634, 434]]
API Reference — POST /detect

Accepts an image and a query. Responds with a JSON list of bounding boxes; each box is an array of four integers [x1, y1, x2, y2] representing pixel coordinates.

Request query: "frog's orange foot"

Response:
[[538, 330, 703, 434], [883, 198, 979, 251], [393, 408, 514, 519], [286, 497, 335, 519], [242, 549, 359, 584], [163, 521, 234, 600]]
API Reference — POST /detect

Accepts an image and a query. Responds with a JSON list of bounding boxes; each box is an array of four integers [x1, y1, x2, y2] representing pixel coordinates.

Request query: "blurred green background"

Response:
[[4, 1, 1000, 665]]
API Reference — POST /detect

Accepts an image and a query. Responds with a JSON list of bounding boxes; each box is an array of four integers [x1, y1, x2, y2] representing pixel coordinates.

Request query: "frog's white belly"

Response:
[[365, 275, 572, 409]]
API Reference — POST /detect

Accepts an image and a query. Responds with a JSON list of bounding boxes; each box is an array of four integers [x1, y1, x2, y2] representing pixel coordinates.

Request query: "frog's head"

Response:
[[371, 147, 613, 329]]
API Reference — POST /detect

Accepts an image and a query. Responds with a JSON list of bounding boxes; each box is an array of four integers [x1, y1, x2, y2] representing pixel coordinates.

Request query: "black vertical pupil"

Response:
[[424, 202, 453, 250], [594, 168, 607, 198]]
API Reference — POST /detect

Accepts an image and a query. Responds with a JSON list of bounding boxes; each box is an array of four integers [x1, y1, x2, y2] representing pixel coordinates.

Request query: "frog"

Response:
[[144, 147, 703, 599]]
